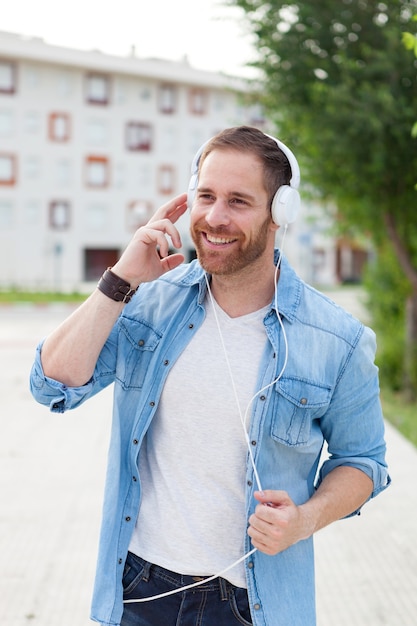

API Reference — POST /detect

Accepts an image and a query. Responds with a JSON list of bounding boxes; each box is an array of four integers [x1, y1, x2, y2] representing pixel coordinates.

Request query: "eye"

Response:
[[230, 197, 248, 206]]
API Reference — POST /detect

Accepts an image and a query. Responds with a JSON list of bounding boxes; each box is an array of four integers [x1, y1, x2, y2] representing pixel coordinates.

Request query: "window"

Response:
[[139, 86, 152, 101], [85, 204, 107, 229], [49, 112, 71, 142], [158, 165, 175, 194], [0, 200, 13, 227], [24, 200, 41, 225], [114, 162, 127, 188], [86, 119, 108, 145], [86, 73, 110, 105], [85, 156, 110, 188], [24, 156, 41, 179], [114, 78, 128, 104], [26, 66, 40, 89], [84, 248, 119, 281], [127, 200, 153, 231], [0, 60, 16, 94], [24, 111, 41, 134], [0, 110, 14, 136], [56, 71, 74, 97], [189, 88, 207, 115], [160, 126, 176, 152], [126, 122, 152, 151], [49, 201, 71, 230], [158, 84, 176, 114], [0, 153, 16, 185], [137, 163, 152, 189], [55, 159, 72, 186]]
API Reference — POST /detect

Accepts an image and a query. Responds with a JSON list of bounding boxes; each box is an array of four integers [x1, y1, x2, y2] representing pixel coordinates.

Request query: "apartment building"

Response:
[[0, 30, 268, 291]]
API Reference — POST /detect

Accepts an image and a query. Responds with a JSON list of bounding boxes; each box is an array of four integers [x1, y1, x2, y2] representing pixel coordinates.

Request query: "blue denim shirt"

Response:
[[30, 253, 389, 626]]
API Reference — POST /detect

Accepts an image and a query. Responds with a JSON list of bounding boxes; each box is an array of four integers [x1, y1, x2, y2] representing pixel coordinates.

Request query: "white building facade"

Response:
[[0, 31, 273, 291], [0, 30, 353, 292]]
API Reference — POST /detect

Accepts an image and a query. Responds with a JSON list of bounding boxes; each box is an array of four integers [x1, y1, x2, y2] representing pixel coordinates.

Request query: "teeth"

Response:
[[206, 234, 236, 244]]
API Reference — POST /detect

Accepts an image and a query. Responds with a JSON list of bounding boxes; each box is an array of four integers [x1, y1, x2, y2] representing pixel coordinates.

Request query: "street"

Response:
[[0, 302, 416, 625]]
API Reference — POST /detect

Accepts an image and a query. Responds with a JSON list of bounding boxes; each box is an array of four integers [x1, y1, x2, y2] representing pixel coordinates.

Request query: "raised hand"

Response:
[[112, 193, 188, 288]]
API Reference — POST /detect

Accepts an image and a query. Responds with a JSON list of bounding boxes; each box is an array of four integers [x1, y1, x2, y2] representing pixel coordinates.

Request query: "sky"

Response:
[[1, 0, 259, 78]]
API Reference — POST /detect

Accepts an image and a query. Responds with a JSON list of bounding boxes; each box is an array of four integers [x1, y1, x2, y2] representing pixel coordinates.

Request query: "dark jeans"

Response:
[[121, 552, 253, 626]]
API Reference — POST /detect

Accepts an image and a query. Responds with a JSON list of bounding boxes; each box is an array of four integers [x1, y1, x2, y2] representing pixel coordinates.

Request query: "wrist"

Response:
[[97, 267, 139, 304], [297, 502, 319, 540]]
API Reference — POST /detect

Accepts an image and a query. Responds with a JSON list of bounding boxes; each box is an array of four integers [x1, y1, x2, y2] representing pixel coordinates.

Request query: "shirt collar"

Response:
[[178, 250, 302, 319]]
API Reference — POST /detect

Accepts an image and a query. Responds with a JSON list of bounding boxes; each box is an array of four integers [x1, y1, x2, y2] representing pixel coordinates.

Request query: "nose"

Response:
[[205, 198, 231, 228]]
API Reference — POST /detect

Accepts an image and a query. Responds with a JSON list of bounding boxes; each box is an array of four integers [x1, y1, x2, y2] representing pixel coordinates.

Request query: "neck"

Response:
[[208, 262, 279, 318]]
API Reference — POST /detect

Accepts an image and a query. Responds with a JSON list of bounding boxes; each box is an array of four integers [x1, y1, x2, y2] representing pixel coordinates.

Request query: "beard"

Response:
[[190, 215, 271, 276]]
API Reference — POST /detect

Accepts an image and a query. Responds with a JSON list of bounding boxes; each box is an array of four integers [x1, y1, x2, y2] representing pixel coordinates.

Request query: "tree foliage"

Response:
[[402, 16, 417, 143], [232, 0, 417, 396]]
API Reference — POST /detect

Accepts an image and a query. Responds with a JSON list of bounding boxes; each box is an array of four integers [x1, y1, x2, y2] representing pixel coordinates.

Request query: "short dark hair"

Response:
[[198, 126, 292, 206]]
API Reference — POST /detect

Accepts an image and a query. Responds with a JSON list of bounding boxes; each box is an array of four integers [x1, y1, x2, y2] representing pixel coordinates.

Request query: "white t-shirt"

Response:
[[129, 297, 269, 588]]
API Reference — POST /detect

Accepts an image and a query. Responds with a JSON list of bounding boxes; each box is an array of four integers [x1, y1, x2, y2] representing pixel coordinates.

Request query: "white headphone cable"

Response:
[[123, 547, 257, 604], [123, 230, 289, 604]]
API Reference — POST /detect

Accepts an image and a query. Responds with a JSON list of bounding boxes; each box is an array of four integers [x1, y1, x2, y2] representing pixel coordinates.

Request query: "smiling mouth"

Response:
[[204, 233, 238, 245]]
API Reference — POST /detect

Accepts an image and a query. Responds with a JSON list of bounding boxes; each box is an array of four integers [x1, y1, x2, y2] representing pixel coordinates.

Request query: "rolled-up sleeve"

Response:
[[317, 325, 390, 504], [30, 340, 115, 413]]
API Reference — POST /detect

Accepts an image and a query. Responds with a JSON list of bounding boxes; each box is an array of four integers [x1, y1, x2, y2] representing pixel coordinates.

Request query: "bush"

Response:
[[362, 245, 412, 391]]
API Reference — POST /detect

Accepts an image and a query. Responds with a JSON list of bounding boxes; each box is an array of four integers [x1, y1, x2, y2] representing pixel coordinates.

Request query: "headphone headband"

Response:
[[187, 130, 301, 225], [263, 133, 300, 190]]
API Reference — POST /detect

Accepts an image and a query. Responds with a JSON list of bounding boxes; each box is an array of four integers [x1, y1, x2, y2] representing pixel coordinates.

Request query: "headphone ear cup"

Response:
[[187, 173, 198, 209], [271, 186, 300, 225]]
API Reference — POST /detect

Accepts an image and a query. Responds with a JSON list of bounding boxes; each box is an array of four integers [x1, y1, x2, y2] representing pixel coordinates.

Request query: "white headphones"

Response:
[[187, 132, 301, 225]]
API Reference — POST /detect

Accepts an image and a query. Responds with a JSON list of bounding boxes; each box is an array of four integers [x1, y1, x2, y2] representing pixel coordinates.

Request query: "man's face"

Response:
[[190, 148, 277, 276]]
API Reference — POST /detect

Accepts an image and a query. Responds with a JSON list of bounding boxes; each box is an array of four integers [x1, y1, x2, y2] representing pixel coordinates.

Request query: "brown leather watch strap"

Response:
[[97, 267, 138, 304]]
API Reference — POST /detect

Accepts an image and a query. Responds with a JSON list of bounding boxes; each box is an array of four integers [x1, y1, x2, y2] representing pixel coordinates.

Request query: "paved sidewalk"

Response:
[[0, 302, 416, 625]]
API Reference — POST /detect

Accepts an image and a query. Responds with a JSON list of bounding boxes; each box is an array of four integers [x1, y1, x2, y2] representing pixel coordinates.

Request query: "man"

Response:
[[30, 126, 389, 626]]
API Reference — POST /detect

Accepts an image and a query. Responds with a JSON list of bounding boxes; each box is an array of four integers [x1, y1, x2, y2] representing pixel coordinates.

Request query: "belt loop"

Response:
[[142, 559, 151, 582], [219, 577, 229, 601]]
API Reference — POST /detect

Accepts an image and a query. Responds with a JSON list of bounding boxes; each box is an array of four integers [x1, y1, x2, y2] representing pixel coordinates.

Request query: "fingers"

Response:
[[149, 193, 188, 225], [139, 222, 181, 257], [160, 252, 185, 273], [247, 513, 289, 555], [113, 194, 188, 286], [248, 490, 294, 555], [254, 490, 292, 506], [145, 193, 188, 253]]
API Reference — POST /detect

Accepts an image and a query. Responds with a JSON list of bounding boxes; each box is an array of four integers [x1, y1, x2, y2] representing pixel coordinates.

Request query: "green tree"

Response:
[[232, 0, 417, 399], [403, 17, 417, 148]]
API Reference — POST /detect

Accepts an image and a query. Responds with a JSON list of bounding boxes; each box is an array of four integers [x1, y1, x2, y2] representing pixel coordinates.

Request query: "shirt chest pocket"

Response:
[[116, 319, 162, 390], [271, 377, 332, 446]]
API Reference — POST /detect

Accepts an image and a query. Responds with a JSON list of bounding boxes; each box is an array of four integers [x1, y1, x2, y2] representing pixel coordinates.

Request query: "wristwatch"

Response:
[[97, 267, 138, 304]]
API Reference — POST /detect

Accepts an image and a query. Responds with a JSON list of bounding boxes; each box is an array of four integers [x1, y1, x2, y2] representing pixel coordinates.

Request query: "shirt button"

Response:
[[149, 401, 155, 407], [300, 397, 307, 405], [254, 603, 261, 610], [138, 339, 145, 347], [189, 323, 194, 329], [163, 360, 169, 366], [248, 561, 254, 569], [251, 440, 257, 446], [260, 395, 266, 401], [125, 516, 131, 522], [247, 480, 253, 487], [133, 439, 138, 445], [132, 476, 137, 482]]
